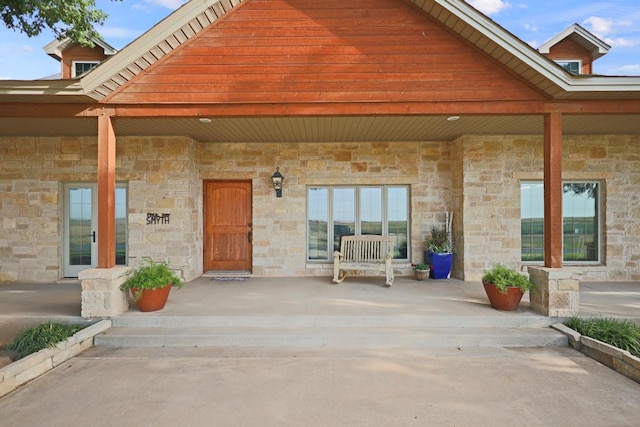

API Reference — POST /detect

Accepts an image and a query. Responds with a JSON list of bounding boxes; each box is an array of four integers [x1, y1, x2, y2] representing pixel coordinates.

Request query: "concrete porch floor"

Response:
[[1, 275, 639, 334]]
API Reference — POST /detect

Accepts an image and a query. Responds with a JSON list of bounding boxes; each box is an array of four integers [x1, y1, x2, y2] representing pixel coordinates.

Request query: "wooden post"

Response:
[[97, 112, 116, 268], [544, 112, 563, 268]]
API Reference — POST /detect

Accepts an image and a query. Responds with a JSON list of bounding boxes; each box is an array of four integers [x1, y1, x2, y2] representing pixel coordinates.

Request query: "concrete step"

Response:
[[110, 315, 563, 329], [95, 315, 568, 349], [94, 326, 567, 348]]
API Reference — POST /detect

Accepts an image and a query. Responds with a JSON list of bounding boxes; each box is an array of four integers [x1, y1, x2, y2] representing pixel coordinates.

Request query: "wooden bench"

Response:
[[332, 235, 394, 286]]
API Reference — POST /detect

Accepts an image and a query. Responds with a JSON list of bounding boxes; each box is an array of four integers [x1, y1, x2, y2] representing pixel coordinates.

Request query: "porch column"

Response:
[[531, 112, 579, 317], [97, 112, 116, 268], [544, 112, 563, 268]]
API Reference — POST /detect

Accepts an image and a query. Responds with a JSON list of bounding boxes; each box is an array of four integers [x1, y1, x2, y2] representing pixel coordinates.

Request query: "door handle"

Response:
[[91, 231, 96, 243], [247, 231, 252, 243]]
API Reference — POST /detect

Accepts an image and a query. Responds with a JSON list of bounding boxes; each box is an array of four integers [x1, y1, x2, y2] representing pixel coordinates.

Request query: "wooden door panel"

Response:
[[204, 181, 252, 271]]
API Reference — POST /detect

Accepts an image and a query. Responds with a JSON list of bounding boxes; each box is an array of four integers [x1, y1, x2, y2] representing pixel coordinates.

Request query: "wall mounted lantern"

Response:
[[271, 167, 284, 197]]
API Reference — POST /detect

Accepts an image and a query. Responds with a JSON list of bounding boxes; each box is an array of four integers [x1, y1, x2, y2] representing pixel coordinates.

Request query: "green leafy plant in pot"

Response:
[[412, 263, 430, 281], [120, 259, 184, 312], [481, 264, 536, 311]]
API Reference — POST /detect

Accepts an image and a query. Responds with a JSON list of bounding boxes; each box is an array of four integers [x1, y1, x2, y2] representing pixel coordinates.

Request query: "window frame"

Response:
[[72, 61, 100, 77], [520, 180, 602, 265], [306, 185, 410, 263], [554, 59, 582, 74]]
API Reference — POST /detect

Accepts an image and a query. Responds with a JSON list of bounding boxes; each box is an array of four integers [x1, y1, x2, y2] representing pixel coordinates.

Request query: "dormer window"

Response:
[[73, 61, 100, 77], [539, 24, 610, 76], [555, 60, 581, 74], [44, 38, 116, 79]]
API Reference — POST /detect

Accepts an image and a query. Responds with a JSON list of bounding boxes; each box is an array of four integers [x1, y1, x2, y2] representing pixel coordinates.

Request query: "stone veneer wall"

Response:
[[118, 136, 202, 282], [0, 136, 202, 282], [199, 141, 453, 277], [0, 137, 98, 281], [2, 134, 640, 282], [460, 134, 640, 282]]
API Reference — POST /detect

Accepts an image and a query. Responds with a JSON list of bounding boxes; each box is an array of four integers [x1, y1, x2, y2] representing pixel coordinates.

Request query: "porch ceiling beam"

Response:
[[2, 99, 639, 119], [544, 112, 563, 269], [111, 100, 640, 117], [97, 112, 117, 269], [543, 100, 640, 114], [0, 104, 104, 118]]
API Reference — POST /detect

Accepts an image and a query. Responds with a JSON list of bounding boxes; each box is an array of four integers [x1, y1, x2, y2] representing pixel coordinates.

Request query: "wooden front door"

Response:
[[204, 180, 252, 272]]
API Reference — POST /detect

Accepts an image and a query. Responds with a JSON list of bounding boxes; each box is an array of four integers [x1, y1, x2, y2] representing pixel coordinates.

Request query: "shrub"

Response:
[[424, 225, 454, 253], [6, 321, 82, 361], [481, 263, 536, 294], [120, 259, 184, 301], [565, 317, 640, 357]]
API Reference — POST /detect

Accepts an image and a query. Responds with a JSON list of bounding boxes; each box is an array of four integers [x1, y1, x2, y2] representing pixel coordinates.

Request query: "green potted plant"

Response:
[[424, 225, 454, 279], [412, 263, 430, 281], [120, 259, 184, 312], [481, 264, 536, 311]]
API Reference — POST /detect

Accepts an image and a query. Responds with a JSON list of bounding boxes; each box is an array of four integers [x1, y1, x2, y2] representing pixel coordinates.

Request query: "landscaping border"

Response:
[[0, 320, 111, 399], [552, 323, 640, 384]]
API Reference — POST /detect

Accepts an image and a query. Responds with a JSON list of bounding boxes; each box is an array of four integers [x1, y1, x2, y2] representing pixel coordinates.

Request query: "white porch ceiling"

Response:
[[0, 115, 638, 142]]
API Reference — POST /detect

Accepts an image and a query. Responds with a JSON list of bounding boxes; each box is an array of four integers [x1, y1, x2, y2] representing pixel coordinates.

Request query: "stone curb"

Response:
[[0, 320, 111, 399], [552, 322, 640, 384]]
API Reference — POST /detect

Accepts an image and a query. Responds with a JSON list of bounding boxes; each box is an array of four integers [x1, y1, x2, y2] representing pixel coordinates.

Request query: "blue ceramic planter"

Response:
[[424, 251, 453, 279]]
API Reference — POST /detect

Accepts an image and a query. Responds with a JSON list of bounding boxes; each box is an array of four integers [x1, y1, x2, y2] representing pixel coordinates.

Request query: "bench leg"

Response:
[[333, 268, 347, 284], [385, 262, 394, 287]]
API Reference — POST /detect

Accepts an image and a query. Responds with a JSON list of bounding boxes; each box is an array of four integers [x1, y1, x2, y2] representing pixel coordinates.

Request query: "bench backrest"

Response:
[[339, 235, 393, 262]]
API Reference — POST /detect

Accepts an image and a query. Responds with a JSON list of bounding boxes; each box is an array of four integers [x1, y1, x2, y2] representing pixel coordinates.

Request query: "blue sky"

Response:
[[0, 0, 639, 80]]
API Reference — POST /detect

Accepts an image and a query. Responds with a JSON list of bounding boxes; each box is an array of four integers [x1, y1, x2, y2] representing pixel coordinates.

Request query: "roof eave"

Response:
[[539, 23, 611, 57], [0, 79, 95, 103], [420, 1, 636, 97]]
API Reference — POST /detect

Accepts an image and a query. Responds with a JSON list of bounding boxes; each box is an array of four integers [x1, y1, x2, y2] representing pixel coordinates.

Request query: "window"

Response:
[[72, 61, 100, 77], [307, 186, 409, 261], [521, 181, 600, 263], [555, 60, 581, 74]]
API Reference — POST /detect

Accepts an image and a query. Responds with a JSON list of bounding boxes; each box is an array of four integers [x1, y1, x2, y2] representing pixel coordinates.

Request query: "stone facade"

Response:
[[1, 134, 639, 283], [457, 134, 640, 282]]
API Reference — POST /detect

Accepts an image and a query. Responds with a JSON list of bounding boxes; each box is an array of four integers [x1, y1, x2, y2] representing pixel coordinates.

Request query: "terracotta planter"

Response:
[[415, 270, 429, 281], [482, 282, 524, 311], [130, 284, 172, 312]]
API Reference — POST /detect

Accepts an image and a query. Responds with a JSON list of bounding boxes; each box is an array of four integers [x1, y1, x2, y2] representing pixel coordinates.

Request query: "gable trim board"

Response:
[[81, 0, 245, 101]]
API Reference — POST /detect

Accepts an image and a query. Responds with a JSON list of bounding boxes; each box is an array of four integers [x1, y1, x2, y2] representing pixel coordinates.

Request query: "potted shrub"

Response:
[[120, 259, 184, 312], [481, 264, 536, 311], [412, 263, 430, 281], [424, 225, 454, 279]]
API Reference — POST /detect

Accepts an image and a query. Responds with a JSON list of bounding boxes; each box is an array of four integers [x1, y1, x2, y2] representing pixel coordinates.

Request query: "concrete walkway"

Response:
[[0, 277, 639, 426], [1, 345, 639, 426]]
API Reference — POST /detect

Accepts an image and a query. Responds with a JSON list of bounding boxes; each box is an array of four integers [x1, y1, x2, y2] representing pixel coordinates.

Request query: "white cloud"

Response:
[[468, 0, 511, 15], [583, 16, 613, 37], [0, 44, 34, 54], [524, 23, 538, 33], [604, 37, 639, 48], [145, 0, 188, 9], [100, 26, 143, 39], [607, 64, 640, 76]]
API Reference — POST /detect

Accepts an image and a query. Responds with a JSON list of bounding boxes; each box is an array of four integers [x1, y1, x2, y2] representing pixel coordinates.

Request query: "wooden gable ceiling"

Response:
[[105, 0, 546, 105]]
